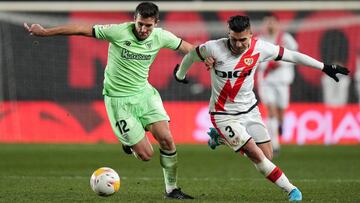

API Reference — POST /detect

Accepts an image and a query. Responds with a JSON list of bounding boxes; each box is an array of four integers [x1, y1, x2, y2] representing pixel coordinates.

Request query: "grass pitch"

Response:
[[0, 144, 359, 202]]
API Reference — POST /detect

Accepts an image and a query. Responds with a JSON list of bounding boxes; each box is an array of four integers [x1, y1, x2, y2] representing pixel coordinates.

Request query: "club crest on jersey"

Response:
[[124, 41, 131, 46], [244, 58, 254, 66]]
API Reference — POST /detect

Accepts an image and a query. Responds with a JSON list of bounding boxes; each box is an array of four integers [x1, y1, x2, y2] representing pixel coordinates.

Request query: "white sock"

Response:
[[255, 158, 296, 193], [160, 149, 178, 193]]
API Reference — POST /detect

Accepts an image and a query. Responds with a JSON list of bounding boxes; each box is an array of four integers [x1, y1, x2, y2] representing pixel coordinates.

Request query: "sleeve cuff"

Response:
[[275, 46, 284, 61], [195, 46, 205, 61]]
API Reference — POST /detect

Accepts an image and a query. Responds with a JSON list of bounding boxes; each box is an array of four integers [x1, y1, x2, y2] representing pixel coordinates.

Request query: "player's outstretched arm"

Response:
[[282, 49, 350, 82], [177, 40, 195, 55], [174, 48, 203, 84], [177, 40, 214, 70], [24, 23, 93, 37], [173, 64, 189, 84]]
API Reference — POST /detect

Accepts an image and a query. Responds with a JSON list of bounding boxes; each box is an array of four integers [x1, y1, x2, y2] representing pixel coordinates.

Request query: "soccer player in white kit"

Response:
[[174, 15, 349, 202], [257, 14, 298, 155]]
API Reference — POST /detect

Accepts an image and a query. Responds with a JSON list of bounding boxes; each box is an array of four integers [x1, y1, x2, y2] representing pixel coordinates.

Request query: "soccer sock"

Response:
[[254, 158, 296, 193], [159, 149, 178, 193], [267, 117, 280, 151]]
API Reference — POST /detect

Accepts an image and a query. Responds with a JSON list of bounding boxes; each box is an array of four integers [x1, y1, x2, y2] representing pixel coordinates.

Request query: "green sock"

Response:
[[160, 149, 178, 193]]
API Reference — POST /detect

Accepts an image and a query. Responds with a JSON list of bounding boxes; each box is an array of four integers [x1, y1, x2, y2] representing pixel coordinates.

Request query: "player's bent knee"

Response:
[[137, 151, 153, 161], [243, 140, 266, 163], [159, 137, 176, 152], [134, 147, 154, 161]]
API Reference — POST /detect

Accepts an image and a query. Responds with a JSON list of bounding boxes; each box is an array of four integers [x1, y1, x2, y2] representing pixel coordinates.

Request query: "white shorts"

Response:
[[210, 106, 271, 152], [259, 84, 290, 109]]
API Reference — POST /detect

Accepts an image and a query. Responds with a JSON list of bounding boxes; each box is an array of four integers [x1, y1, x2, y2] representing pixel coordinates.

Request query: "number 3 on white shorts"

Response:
[[225, 126, 235, 138]]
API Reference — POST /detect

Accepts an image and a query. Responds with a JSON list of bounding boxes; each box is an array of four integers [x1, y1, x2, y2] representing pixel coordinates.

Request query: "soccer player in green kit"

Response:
[[24, 2, 196, 199]]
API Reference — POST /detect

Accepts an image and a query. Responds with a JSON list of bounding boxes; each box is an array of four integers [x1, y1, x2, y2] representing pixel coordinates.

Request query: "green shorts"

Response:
[[104, 85, 169, 146]]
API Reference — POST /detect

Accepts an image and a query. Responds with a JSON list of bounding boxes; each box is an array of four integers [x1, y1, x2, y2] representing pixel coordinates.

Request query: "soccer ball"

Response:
[[90, 167, 120, 196]]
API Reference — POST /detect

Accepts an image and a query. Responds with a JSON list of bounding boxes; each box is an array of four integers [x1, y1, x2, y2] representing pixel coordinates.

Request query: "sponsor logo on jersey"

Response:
[[121, 49, 151, 60], [98, 24, 114, 29], [214, 69, 253, 79]]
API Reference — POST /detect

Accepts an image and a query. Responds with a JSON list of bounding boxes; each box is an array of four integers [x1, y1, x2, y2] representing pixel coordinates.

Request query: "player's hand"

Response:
[[205, 57, 215, 70], [173, 64, 189, 84], [24, 23, 46, 36], [322, 64, 350, 82]]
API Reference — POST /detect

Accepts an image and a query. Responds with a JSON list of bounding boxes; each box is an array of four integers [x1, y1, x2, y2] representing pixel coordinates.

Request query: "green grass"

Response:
[[0, 144, 359, 202]]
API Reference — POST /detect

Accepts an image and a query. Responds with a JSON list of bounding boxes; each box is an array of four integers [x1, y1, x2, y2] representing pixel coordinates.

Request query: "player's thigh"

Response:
[[140, 87, 172, 143], [259, 85, 277, 105], [141, 86, 170, 128], [245, 107, 271, 144], [212, 116, 252, 152], [104, 96, 145, 147]]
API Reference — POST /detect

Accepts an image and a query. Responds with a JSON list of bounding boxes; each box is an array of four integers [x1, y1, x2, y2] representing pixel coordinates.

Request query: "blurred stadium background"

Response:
[[0, 1, 359, 145]]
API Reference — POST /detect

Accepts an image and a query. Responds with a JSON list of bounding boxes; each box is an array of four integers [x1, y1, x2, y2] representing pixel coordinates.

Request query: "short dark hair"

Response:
[[134, 2, 159, 21], [228, 15, 251, 32]]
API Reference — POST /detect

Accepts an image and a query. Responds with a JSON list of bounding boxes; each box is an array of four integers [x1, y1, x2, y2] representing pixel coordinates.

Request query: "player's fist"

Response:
[[173, 64, 189, 84], [322, 64, 350, 82], [205, 57, 215, 70]]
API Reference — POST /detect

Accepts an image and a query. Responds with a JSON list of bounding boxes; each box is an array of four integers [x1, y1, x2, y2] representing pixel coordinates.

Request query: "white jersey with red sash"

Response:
[[196, 37, 283, 114], [257, 32, 298, 85]]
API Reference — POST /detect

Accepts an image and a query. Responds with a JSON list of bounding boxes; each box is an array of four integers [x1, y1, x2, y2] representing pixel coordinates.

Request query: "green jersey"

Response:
[[93, 22, 182, 97]]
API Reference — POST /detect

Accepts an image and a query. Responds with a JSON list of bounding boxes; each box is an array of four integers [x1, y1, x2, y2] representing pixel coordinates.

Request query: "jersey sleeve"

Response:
[[196, 41, 213, 61], [159, 29, 182, 50], [93, 23, 127, 42], [176, 40, 213, 79], [258, 39, 282, 63]]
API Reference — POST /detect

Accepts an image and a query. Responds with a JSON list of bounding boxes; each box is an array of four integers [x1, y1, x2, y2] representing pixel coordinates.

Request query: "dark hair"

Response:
[[228, 15, 251, 32], [134, 2, 159, 21]]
